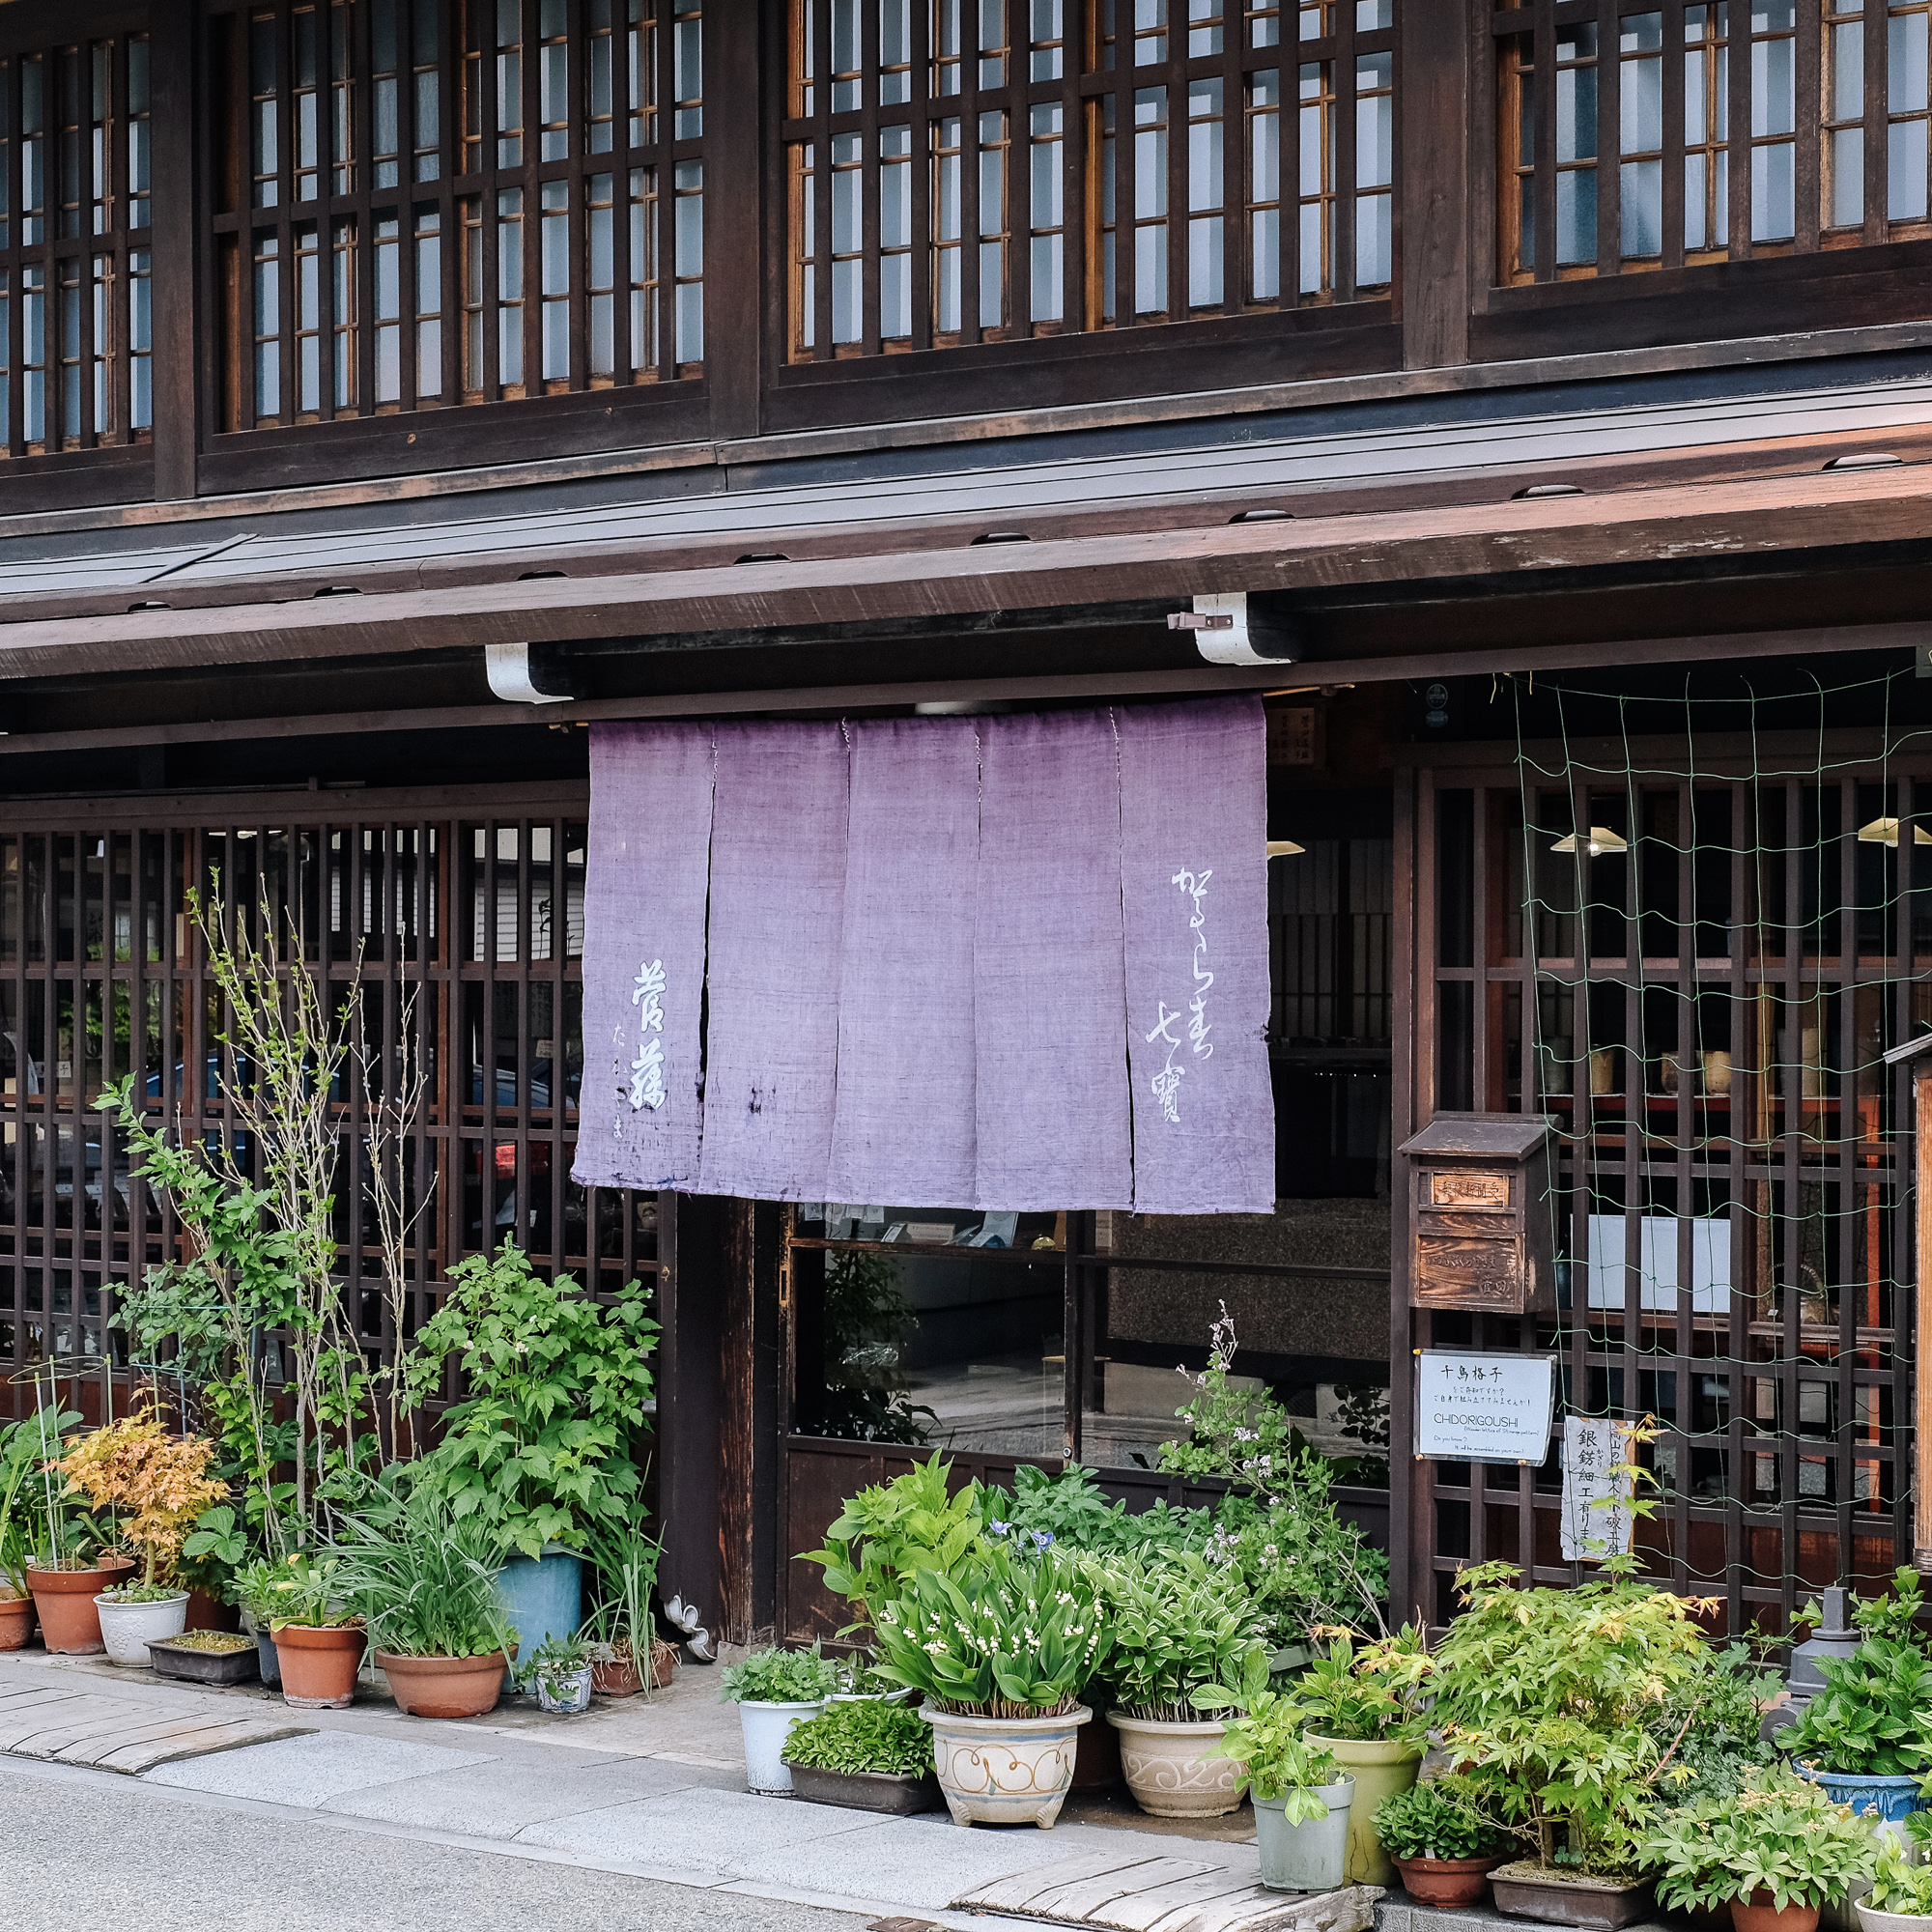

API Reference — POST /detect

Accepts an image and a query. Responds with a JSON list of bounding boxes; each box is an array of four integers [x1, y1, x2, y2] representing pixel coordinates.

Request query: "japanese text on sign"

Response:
[[1414, 1350, 1556, 1463]]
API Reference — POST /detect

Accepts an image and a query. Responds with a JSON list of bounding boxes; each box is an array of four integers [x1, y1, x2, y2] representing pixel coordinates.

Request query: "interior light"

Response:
[[1550, 827, 1629, 857], [1857, 816, 1932, 846]]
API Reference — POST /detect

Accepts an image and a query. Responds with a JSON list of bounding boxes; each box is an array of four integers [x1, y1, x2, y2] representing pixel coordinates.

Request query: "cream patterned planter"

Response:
[[922, 1702, 1092, 1828], [1106, 1711, 1243, 1818]]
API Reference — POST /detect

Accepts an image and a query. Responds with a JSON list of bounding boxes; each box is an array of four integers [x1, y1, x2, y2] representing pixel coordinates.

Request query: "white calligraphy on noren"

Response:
[[629, 958, 667, 1111], [1145, 867, 1214, 1123]]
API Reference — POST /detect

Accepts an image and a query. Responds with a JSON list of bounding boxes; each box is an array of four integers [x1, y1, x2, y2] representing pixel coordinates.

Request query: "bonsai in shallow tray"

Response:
[[147, 1631, 261, 1687]]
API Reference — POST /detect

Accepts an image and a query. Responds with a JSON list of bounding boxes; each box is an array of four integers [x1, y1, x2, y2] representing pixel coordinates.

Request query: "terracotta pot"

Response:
[[592, 1656, 644, 1698], [1734, 1898, 1820, 1932], [24, 1556, 136, 1656], [185, 1587, 242, 1634], [272, 1623, 365, 1709], [0, 1588, 36, 1651], [651, 1640, 677, 1690], [1395, 1854, 1505, 1908], [377, 1649, 511, 1719]]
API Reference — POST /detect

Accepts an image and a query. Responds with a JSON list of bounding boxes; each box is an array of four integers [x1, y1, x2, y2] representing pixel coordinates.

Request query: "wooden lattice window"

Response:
[[213, 0, 703, 433], [0, 29, 152, 457], [782, 0, 1397, 361], [1496, 0, 1932, 284]]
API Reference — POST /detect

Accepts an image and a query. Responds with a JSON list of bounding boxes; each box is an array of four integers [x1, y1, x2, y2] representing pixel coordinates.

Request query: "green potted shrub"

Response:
[[869, 1544, 1113, 1829], [532, 1634, 596, 1715], [1285, 1627, 1435, 1885], [1644, 1767, 1879, 1932], [578, 1516, 666, 1698], [1780, 1571, 1932, 1831], [404, 1242, 657, 1667], [1429, 1559, 1715, 1930], [1090, 1551, 1269, 1819], [781, 1695, 940, 1814], [1203, 1690, 1354, 1891], [1859, 1831, 1932, 1932], [329, 1482, 519, 1720], [261, 1552, 366, 1710], [720, 1645, 843, 1794], [1375, 1778, 1510, 1907]]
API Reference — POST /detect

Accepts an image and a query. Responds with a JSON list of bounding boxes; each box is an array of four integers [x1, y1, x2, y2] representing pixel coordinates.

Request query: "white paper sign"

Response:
[[1415, 1351, 1556, 1463], [1560, 1416, 1634, 1561], [1586, 1213, 1731, 1314]]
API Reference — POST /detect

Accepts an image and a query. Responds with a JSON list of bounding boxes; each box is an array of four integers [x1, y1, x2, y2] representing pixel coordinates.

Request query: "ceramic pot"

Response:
[[272, 1623, 365, 1709], [651, 1640, 678, 1690], [788, 1765, 942, 1814], [95, 1589, 190, 1664], [1857, 1905, 1932, 1932], [1795, 1766, 1928, 1838], [1489, 1861, 1657, 1931], [921, 1702, 1091, 1829], [0, 1587, 36, 1651], [377, 1649, 512, 1719], [1394, 1854, 1504, 1908], [592, 1656, 643, 1698], [184, 1587, 242, 1634], [1254, 1777, 1355, 1891], [492, 1547, 582, 1685], [1305, 1732, 1422, 1885], [1106, 1711, 1242, 1818], [255, 1629, 282, 1687], [1733, 1896, 1820, 1932], [24, 1556, 135, 1655], [536, 1665, 594, 1715], [739, 1698, 826, 1793]]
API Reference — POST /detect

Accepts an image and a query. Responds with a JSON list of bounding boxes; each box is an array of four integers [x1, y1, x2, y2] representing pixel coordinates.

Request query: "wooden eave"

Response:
[[5, 454, 1932, 683]]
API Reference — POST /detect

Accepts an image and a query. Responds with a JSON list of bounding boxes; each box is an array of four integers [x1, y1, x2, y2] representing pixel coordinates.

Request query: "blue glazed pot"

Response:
[[492, 1548, 583, 1688], [1794, 1763, 1927, 1824]]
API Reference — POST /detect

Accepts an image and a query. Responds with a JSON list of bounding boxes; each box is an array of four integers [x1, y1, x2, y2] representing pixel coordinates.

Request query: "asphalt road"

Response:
[[0, 1761, 873, 1932]]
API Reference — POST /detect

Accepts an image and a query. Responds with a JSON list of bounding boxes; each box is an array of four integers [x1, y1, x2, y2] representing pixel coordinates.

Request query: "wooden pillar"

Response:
[[703, 0, 768, 444], [1397, 0, 1472, 371], [149, 0, 200, 499], [1389, 764, 1422, 1621], [1915, 1068, 1932, 1571]]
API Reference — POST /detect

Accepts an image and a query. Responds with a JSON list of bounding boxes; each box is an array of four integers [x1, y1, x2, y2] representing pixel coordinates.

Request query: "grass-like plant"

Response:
[[718, 1644, 842, 1704], [579, 1514, 663, 1686], [781, 1698, 934, 1776], [327, 1478, 515, 1659]]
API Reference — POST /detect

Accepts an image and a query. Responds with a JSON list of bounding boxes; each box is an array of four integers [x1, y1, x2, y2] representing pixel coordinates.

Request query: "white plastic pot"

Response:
[[738, 1698, 825, 1793], [94, 1591, 189, 1665], [1254, 1776, 1355, 1892]]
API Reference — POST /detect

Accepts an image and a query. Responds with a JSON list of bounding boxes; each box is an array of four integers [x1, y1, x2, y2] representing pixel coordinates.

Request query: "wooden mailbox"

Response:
[[1399, 1112, 1557, 1316]]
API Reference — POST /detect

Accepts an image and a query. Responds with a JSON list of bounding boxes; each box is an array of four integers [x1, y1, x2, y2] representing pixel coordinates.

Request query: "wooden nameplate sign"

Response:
[[1399, 1112, 1557, 1316]]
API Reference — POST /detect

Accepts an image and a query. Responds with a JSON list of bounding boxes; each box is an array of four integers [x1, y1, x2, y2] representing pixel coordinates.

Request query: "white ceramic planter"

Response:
[[1254, 1776, 1355, 1892], [1856, 1905, 1932, 1932], [738, 1698, 825, 1793], [94, 1591, 189, 1665], [1105, 1711, 1241, 1818], [922, 1702, 1091, 1828]]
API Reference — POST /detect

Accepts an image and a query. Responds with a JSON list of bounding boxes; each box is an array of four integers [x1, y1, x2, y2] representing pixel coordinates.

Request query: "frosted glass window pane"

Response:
[[1188, 213, 1221, 302], [1252, 207, 1278, 298], [1889, 117, 1927, 221], [1752, 138, 1793, 238], [1830, 126, 1862, 228], [1621, 157, 1661, 253], [1354, 191, 1387, 284], [1556, 66, 1597, 163], [1753, 30, 1793, 137], [1891, 13, 1928, 113], [1555, 165, 1596, 261]]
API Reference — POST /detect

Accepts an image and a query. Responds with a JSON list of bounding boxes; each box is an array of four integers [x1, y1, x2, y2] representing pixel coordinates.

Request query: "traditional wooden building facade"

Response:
[[4, 0, 1932, 1647]]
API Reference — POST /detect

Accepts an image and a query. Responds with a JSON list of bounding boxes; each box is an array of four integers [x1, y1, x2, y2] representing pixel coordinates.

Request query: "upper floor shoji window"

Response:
[[0, 33, 153, 459], [1497, 1, 1932, 283], [783, 0, 1397, 362], [213, 0, 704, 434]]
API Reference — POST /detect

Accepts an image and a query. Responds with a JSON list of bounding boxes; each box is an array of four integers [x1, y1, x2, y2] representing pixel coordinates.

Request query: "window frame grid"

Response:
[[0, 24, 150, 461], [781, 0, 1394, 365], [213, 0, 702, 440]]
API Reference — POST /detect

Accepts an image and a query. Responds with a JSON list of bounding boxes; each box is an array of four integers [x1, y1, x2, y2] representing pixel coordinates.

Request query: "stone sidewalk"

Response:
[[1, 1649, 1343, 1930]]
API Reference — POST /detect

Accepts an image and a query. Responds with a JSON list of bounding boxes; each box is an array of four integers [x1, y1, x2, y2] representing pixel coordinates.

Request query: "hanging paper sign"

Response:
[[1560, 1416, 1634, 1562], [1414, 1351, 1555, 1463]]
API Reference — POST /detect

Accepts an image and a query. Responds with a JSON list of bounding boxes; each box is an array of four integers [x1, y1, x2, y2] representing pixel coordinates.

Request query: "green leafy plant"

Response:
[[327, 1476, 517, 1660], [1375, 1780, 1504, 1863], [1869, 1830, 1932, 1917], [1281, 1626, 1435, 1745], [99, 1579, 188, 1605], [0, 1408, 80, 1595], [980, 1463, 1210, 1561], [1781, 1572, 1932, 1776], [403, 1242, 658, 1561], [530, 1634, 593, 1682], [1643, 1640, 1782, 1806], [781, 1697, 935, 1776], [869, 1545, 1112, 1719], [231, 1553, 299, 1626], [1641, 1767, 1878, 1912], [1087, 1551, 1269, 1721], [718, 1645, 842, 1705], [177, 1502, 249, 1605], [795, 1453, 987, 1632], [1202, 1476, 1390, 1651], [1201, 1689, 1345, 1820], [260, 1550, 357, 1631], [1159, 1305, 1299, 1486], [1428, 1558, 1718, 1875]]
